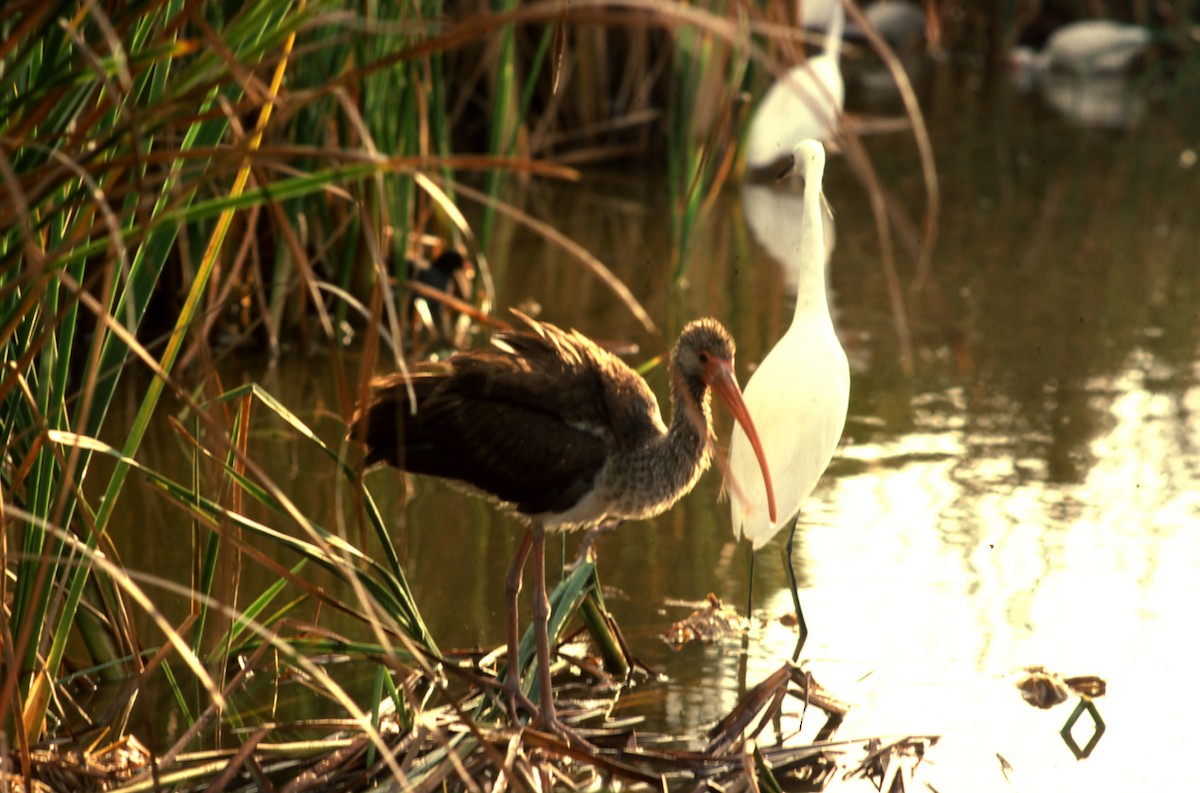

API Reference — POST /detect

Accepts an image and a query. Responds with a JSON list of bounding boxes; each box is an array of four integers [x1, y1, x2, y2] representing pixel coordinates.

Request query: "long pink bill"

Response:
[[705, 359, 778, 524]]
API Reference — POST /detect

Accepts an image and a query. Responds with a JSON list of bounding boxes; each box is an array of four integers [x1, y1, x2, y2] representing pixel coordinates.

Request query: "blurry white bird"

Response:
[[846, 0, 926, 50], [1038, 71, 1147, 128], [744, 2, 845, 171], [796, 0, 842, 32], [866, 0, 926, 48], [842, 1, 929, 97], [729, 140, 849, 659], [1009, 19, 1152, 127], [1011, 19, 1151, 80]]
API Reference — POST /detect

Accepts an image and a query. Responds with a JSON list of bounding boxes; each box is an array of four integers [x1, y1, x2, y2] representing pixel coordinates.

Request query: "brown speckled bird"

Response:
[[353, 312, 775, 738]]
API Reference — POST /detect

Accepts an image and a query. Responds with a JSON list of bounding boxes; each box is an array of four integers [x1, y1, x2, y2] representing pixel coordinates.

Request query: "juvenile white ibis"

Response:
[[354, 313, 776, 737], [728, 140, 849, 659], [744, 0, 844, 173]]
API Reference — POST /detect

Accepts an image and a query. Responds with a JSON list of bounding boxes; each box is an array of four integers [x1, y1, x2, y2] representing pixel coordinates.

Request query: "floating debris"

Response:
[[662, 593, 749, 647], [1016, 666, 1107, 709], [1016, 666, 1072, 709], [1015, 665, 1108, 760]]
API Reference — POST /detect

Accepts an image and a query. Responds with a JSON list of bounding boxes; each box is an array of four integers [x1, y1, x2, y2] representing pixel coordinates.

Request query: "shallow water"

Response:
[[110, 62, 1199, 789]]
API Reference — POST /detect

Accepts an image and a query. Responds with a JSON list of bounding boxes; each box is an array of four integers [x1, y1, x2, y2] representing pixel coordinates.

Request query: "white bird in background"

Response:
[[1011, 19, 1152, 81], [855, 0, 926, 50], [744, 2, 845, 171], [796, 0, 842, 32], [1009, 19, 1153, 128], [729, 140, 850, 660], [1040, 19, 1151, 74], [846, 0, 928, 96]]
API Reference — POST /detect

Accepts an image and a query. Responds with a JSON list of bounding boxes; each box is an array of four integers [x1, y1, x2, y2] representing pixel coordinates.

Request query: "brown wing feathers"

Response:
[[354, 321, 624, 517]]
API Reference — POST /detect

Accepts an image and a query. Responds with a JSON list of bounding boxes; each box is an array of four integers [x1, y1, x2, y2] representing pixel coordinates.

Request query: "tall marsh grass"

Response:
[[1, 0, 489, 770], [0, 2, 746, 783]]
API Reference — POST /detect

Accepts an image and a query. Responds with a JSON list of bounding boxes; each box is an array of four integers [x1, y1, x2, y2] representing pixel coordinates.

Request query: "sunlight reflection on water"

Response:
[[597, 76, 1200, 789], [755, 281, 1191, 785]]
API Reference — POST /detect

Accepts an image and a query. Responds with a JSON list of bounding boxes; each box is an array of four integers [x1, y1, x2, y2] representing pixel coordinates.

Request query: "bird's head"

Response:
[[673, 319, 778, 523], [789, 139, 826, 186]]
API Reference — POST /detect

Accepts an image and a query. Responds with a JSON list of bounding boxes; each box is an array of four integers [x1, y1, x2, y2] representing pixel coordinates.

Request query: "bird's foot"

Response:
[[530, 710, 593, 749], [496, 677, 594, 748], [501, 675, 539, 725]]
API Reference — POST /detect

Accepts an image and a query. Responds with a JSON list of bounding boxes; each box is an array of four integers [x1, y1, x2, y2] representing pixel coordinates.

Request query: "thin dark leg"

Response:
[[782, 515, 808, 661], [531, 526, 557, 729], [745, 546, 756, 619], [737, 631, 750, 697], [503, 529, 535, 721]]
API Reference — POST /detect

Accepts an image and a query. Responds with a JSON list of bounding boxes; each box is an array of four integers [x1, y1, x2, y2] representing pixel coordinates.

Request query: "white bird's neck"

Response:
[[824, 0, 844, 64], [790, 170, 832, 325]]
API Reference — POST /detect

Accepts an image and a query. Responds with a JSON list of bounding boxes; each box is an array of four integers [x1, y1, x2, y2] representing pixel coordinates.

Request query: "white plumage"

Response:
[[1011, 19, 1152, 81], [728, 140, 850, 655], [744, 4, 845, 170]]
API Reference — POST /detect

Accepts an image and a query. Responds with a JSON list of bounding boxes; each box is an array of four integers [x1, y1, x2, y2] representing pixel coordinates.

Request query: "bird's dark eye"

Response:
[[698, 351, 709, 363]]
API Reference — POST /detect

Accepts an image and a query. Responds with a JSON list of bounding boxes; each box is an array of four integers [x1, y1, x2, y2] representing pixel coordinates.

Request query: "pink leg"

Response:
[[531, 526, 556, 728], [503, 529, 535, 721], [529, 528, 591, 746]]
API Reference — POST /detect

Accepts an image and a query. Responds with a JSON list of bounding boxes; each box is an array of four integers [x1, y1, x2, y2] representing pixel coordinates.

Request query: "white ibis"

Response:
[[354, 313, 776, 738], [744, 0, 844, 173], [728, 140, 849, 659], [1009, 20, 1153, 129], [1011, 20, 1152, 81]]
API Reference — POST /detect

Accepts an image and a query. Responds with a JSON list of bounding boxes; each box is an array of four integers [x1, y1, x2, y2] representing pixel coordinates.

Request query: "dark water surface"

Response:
[[112, 67, 1199, 789]]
